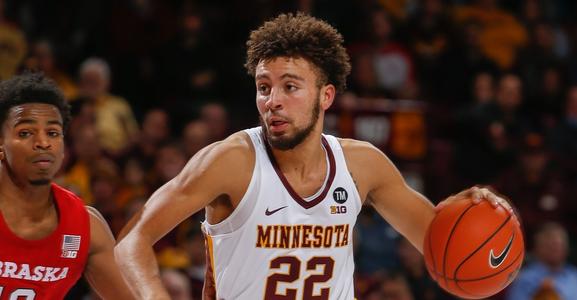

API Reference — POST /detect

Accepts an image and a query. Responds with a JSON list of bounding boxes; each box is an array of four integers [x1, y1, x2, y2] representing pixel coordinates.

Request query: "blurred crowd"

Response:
[[2, 0, 577, 299]]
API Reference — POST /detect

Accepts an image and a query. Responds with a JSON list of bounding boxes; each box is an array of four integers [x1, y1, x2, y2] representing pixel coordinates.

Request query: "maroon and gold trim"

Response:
[[263, 134, 336, 209], [202, 232, 217, 300]]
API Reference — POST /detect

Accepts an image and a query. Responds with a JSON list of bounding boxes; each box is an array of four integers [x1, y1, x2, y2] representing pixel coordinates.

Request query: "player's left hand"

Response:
[[435, 186, 513, 213]]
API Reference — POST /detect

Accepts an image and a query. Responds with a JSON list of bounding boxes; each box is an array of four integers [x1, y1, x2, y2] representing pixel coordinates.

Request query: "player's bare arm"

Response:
[[340, 138, 435, 253], [84, 206, 135, 299], [115, 132, 255, 299]]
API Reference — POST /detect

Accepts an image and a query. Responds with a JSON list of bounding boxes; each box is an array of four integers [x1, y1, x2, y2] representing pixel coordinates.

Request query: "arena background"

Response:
[[1, 0, 576, 299]]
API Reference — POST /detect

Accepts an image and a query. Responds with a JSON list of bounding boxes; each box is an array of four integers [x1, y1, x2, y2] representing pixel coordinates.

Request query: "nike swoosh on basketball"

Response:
[[265, 206, 288, 216], [489, 233, 515, 268]]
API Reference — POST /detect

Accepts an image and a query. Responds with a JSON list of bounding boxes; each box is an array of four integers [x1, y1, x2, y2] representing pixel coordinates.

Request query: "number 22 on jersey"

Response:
[[265, 256, 334, 300]]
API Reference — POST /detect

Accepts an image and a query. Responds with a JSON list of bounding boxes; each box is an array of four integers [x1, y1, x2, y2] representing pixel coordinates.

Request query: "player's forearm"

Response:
[[115, 234, 170, 300]]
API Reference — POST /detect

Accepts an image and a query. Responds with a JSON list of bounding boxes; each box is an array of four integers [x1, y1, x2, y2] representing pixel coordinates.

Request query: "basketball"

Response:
[[423, 200, 525, 299]]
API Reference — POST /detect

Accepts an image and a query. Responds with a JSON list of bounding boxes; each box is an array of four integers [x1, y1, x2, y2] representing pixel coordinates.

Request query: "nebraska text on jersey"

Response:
[[0, 261, 69, 282], [256, 224, 350, 248]]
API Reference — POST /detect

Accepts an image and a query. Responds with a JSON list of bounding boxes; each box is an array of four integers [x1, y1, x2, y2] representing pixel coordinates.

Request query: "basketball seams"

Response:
[[451, 215, 516, 298], [454, 248, 523, 298], [452, 214, 512, 281], [441, 202, 476, 290], [429, 249, 523, 281]]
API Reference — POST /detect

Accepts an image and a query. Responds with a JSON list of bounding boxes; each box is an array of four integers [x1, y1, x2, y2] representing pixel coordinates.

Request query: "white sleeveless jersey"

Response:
[[201, 127, 362, 300]]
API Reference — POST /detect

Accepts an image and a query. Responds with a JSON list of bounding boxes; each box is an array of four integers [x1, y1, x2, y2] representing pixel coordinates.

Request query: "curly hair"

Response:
[[245, 13, 351, 93], [0, 72, 71, 131]]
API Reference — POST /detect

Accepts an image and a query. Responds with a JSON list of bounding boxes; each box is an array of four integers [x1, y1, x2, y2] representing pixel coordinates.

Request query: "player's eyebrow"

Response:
[[255, 73, 305, 82], [256, 74, 270, 81], [280, 73, 305, 81], [14, 119, 63, 127]]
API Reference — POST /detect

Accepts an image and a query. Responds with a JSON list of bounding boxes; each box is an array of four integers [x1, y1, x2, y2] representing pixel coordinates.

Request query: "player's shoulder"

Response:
[[336, 137, 392, 172], [336, 137, 383, 158], [203, 130, 254, 159], [85, 206, 107, 224], [182, 130, 255, 178]]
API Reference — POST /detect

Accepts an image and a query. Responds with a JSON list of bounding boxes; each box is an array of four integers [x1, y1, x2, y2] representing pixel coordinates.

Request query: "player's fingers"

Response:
[[434, 200, 448, 212], [480, 189, 500, 207], [468, 186, 482, 204]]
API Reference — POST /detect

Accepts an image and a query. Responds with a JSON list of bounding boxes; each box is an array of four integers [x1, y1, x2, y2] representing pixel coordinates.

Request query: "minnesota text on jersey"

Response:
[[256, 224, 350, 248]]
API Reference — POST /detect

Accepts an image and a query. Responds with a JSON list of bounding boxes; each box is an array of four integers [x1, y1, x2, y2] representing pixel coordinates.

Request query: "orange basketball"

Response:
[[423, 200, 525, 299]]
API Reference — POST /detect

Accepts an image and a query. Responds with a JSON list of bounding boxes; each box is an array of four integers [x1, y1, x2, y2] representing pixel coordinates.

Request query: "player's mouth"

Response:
[[30, 154, 55, 169], [268, 117, 289, 133]]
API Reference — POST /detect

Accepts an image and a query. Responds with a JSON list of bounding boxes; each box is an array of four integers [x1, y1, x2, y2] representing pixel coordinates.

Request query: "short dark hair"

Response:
[[0, 72, 71, 130], [245, 13, 351, 93]]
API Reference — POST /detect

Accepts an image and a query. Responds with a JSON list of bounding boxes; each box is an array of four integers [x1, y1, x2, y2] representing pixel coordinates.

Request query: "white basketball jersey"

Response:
[[201, 127, 361, 300]]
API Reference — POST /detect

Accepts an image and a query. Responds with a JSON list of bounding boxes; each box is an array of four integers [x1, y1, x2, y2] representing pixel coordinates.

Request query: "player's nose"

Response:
[[265, 88, 284, 110]]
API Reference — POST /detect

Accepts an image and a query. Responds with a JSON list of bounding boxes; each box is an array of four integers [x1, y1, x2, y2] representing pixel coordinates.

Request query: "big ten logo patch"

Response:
[[61, 235, 80, 259], [330, 205, 347, 215], [331, 187, 348, 214]]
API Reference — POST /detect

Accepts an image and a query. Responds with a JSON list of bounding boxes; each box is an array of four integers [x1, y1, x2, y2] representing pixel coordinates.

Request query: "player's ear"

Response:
[[320, 84, 335, 110]]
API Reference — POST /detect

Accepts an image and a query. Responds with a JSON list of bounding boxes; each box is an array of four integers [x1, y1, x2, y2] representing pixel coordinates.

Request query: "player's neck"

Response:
[[270, 131, 326, 177], [0, 170, 53, 215]]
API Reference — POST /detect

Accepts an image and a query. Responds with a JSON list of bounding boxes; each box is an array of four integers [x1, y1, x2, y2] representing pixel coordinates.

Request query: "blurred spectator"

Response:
[[493, 133, 572, 240], [24, 39, 78, 100], [59, 124, 110, 205], [456, 73, 527, 185], [548, 86, 577, 180], [453, 0, 528, 70], [519, 1, 570, 59], [525, 65, 567, 131], [348, 51, 387, 99], [154, 3, 221, 103], [182, 119, 211, 159], [506, 222, 577, 300], [0, 0, 27, 81], [363, 272, 415, 300], [397, 237, 456, 300], [438, 19, 499, 105], [147, 141, 187, 191], [90, 161, 124, 235], [517, 20, 568, 123], [77, 57, 139, 157], [355, 207, 400, 275], [108, 0, 178, 111], [407, 0, 452, 100], [200, 102, 230, 142], [115, 158, 149, 212], [381, 272, 415, 300], [471, 71, 496, 104], [184, 227, 207, 298], [349, 8, 417, 99], [130, 108, 171, 170], [160, 269, 193, 300]]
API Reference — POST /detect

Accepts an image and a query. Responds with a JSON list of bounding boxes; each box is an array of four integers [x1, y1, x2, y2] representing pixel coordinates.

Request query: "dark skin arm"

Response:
[[84, 206, 135, 299]]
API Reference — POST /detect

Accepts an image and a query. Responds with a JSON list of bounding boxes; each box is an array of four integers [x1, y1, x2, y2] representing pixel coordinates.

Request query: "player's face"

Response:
[[255, 57, 333, 150], [0, 103, 65, 186]]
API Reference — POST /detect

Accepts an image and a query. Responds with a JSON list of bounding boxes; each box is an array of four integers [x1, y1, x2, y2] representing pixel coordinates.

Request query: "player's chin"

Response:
[[28, 178, 52, 186]]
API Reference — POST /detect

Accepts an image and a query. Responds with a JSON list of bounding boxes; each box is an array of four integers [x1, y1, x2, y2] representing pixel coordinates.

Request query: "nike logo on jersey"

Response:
[[489, 233, 514, 268], [265, 206, 288, 216]]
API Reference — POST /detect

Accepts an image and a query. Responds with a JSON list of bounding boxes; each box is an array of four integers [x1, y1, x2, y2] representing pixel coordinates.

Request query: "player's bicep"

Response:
[[362, 148, 435, 252], [119, 140, 251, 244], [85, 209, 135, 299]]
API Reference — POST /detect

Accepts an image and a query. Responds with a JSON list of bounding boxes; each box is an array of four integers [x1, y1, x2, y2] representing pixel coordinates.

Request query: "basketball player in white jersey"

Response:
[[115, 13, 511, 300]]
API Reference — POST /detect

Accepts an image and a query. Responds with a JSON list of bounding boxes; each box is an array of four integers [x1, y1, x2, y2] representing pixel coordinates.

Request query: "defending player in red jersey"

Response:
[[0, 73, 134, 299]]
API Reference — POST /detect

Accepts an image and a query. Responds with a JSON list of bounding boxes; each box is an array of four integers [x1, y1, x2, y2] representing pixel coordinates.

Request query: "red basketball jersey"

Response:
[[0, 183, 90, 300]]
